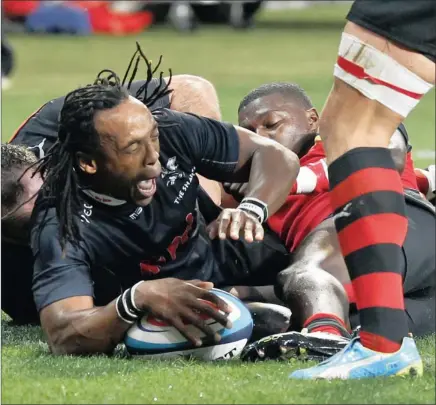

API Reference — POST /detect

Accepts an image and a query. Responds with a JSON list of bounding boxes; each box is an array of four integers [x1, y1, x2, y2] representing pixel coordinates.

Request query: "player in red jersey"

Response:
[[232, 82, 431, 253], [227, 82, 435, 362]]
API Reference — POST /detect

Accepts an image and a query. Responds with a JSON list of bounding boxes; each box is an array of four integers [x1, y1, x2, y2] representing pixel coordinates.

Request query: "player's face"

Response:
[[238, 94, 318, 157], [91, 96, 161, 206], [3, 170, 43, 244]]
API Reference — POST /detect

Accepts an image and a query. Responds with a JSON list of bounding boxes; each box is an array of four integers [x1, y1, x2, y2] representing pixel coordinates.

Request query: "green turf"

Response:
[[2, 320, 435, 404], [2, 4, 435, 404]]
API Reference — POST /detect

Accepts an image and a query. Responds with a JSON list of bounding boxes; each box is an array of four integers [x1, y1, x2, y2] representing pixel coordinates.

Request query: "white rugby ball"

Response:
[[124, 289, 253, 360]]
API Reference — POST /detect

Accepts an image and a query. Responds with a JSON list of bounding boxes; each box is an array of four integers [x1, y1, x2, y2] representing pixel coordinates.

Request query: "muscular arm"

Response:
[[225, 126, 299, 216], [166, 111, 299, 219], [32, 208, 230, 355], [30, 210, 132, 355], [40, 297, 130, 355]]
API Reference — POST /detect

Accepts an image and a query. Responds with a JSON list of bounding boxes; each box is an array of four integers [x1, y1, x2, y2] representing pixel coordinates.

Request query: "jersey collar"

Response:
[[81, 189, 126, 206]]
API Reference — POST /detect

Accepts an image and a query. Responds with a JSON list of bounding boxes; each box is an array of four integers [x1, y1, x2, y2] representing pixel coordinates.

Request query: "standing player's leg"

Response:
[[291, 0, 435, 379]]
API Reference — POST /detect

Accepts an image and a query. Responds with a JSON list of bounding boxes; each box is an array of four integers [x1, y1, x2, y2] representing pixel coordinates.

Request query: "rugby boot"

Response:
[[241, 329, 350, 362], [289, 335, 423, 380]]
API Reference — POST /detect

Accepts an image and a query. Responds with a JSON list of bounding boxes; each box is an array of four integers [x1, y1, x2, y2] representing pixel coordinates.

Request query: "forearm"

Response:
[[243, 144, 299, 217], [44, 300, 131, 356]]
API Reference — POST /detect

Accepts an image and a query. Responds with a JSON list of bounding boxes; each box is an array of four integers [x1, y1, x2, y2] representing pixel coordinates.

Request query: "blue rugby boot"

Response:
[[289, 335, 423, 380]]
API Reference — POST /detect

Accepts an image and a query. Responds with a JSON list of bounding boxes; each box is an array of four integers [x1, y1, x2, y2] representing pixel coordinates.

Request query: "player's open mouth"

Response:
[[136, 178, 157, 199]]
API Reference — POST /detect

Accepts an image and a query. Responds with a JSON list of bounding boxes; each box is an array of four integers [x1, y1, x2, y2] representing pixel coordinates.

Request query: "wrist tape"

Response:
[[115, 281, 144, 324], [238, 197, 269, 223]]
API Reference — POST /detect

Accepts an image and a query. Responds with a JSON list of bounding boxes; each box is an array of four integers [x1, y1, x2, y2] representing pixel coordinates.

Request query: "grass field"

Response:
[[1, 4, 435, 404]]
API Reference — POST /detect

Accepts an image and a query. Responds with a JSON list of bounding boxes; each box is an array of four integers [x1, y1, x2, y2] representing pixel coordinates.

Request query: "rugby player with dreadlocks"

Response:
[[7, 56, 223, 205], [23, 44, 298, 355], [1, 47, 225, 325]]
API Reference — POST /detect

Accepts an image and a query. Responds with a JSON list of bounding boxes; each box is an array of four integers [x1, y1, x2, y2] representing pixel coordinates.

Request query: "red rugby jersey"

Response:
[[268, 137, 419, 252]]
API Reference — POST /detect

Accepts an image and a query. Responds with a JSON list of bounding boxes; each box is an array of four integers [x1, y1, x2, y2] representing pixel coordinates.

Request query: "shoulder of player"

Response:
[[9, 96, 65, 146], [153, 108, 200, 130], [154, 109, 198, 152], [30, 200, 98, 257], [31, 198, 95, 231]]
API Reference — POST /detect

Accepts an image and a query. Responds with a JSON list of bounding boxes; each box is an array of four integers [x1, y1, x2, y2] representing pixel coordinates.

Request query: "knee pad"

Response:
[[334, 33, 433, 117]]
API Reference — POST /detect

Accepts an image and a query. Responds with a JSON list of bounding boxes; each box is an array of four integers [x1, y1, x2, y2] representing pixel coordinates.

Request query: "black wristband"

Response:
[[116, 295, 137, 324], [125, 287, 143, 317], [115, 281, 145, 324]]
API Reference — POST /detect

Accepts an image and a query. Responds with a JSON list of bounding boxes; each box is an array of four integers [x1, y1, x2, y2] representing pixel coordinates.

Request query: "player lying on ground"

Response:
[[286, 0, 435, 379], [21, 50, 299, 356], [223, 82, 435, 360], [1, 65, 231, 325], [7, 65, 223, 202]]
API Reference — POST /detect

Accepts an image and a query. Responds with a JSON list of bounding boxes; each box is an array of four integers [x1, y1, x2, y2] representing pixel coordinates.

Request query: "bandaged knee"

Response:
[[334, 33, 434, 117]]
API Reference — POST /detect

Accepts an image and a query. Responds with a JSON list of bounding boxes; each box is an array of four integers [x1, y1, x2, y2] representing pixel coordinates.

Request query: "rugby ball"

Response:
[[124, 289, 253, 360]]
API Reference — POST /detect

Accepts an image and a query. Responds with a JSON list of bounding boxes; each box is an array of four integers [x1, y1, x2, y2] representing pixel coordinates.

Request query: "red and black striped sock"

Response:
[[328, 147, 409, 353]]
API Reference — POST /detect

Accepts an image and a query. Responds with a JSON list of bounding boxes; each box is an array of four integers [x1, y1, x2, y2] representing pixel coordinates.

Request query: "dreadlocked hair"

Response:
[[123, 41, 173, 110], [29, 41, 173, 251], [32, 76, 130, 250]]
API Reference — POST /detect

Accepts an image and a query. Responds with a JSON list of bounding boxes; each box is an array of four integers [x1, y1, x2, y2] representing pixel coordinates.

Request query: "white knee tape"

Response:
[[334, 33, 433, 117]]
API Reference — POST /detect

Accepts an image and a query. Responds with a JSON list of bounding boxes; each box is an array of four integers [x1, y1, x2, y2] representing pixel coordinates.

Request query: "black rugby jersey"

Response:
[[2, 79, 171, 323], [31, 109, 241, 311]]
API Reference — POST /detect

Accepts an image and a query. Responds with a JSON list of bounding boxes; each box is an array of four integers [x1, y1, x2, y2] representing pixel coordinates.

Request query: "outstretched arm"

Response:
[[32, 209, 230, 356], [222, 125, 299, 217], [204, 125, 299, 242], [168, 111, 299, 241]]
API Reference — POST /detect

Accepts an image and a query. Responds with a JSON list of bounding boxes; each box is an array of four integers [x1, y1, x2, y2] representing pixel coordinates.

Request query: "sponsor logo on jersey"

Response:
[[129, 207, 143, 220], [161, 156, 186, 187], [80, 203, 93, 224]]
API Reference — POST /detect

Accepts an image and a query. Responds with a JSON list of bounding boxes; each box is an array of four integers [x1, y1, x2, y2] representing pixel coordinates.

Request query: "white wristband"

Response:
[[238, 197, 269, 223], [130, 281, 144, 312], [115, 296, 135, 324]]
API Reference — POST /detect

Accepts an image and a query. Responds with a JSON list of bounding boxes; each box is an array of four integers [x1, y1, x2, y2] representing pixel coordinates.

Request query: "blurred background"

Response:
[[1, 0, 434, 167]]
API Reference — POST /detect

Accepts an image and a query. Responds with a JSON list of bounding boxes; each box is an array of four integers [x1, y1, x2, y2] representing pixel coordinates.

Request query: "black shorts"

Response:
[[350, 193, 436, 336], [211, 227, 291, 288], [347, 0, 436, 62], [402, 191, 435, 297], [196, 190, 291, 287]]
